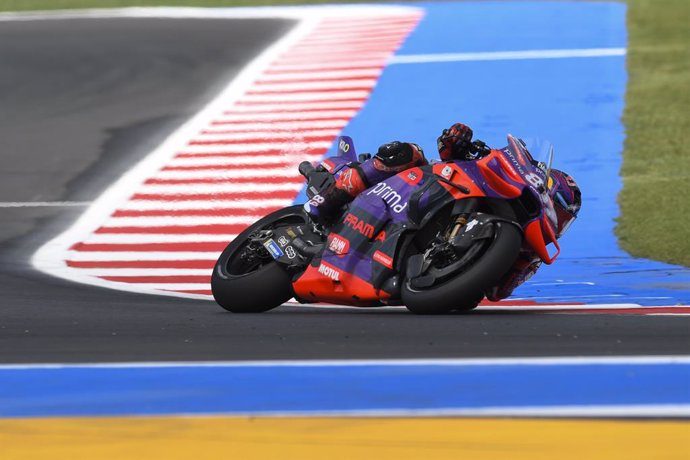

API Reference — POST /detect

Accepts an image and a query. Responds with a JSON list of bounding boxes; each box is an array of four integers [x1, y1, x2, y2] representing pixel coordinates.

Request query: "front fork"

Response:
[[448, 198, 479, 239]]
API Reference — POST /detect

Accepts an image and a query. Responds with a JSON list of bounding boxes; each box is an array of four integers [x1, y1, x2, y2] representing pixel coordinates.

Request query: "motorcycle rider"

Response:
[[305, 123, 581, 301]]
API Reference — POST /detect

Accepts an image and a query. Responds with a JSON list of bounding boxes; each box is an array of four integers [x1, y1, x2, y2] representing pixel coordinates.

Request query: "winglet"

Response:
[[336, 136, 357, 162]]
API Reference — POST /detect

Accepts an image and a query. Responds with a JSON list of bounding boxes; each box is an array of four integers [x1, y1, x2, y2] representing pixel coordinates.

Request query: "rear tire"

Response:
[[402, 218, 522, 315], [211, 206, 306, 313]]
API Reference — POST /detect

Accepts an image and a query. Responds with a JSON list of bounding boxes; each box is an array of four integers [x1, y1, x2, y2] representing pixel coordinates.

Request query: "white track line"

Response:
[[85, 234, 238, 244], [65, 251, 222, 261], [196, 129, 341, 139], [169, 155, 311, 166], [258, 70, 381, 82], [148, 405, 690, 418], [104, 216, 259, 227], [0, 201, 91, 208], [120, 199, 291, 210], [248, 80, 376, 91], [239, 90, 372, 100], [179, 141, 333, 153], [200, 120, 348, 131], [214, 110, 358, 122], [77, 268, 213, 276], [150, 170, 304, 181], [3, 355, 688, 369], [389, 47, 627, 64]]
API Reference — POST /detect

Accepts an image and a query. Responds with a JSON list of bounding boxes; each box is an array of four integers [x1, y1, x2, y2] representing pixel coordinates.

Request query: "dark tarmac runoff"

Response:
[[0, 15, 687, 364]]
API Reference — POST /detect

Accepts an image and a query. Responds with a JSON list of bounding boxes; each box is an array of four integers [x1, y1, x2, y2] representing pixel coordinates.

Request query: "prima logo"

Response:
[[366, 182, 407, 213], [343, 213, 375, 238]]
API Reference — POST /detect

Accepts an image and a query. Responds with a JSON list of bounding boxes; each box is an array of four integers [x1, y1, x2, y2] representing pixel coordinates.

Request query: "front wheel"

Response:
[[401, 216, 522, 314], [212, 205, 308, 313]]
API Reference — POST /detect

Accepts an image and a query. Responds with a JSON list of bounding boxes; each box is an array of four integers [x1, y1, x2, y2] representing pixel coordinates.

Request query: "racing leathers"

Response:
[[305, 141, 428, 222], [304, 123, 579, 301]]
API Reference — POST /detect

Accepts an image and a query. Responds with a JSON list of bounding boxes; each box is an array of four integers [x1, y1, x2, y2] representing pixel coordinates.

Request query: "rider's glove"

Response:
[[437, 123, 474, 161]]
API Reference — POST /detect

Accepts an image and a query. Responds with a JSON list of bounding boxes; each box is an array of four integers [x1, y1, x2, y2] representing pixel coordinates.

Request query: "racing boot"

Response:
[[486, 252, 541, 301]]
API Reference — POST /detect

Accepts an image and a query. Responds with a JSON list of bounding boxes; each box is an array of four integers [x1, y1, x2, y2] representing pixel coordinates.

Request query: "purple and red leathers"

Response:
[[305, 141, 428, 222], [304, 123, 581, 302]]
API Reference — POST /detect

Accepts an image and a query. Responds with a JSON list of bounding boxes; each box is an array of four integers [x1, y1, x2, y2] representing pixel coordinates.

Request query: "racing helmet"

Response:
[[548, 169, 581, 237]]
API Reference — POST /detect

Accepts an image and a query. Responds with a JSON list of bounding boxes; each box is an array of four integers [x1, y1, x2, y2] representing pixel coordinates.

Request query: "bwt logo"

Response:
[[366, 182, 407, 213], [343, 213, 375, 238], [318, 263, 340, 281]]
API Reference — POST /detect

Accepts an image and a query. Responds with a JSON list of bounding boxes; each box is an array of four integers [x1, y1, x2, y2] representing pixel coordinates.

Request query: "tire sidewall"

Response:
[[401, 220, 522, 314], [211, 205, 306, 313]]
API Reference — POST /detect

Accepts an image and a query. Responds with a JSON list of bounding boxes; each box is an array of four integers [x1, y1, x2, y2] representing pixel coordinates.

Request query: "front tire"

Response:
[[212, 205, 306, 313], [401, 218, 522, 314]]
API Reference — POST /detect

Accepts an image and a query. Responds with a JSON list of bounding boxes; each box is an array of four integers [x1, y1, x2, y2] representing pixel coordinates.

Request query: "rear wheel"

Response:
[[212, 206, 307, 313], [401, 207, 522, 315]]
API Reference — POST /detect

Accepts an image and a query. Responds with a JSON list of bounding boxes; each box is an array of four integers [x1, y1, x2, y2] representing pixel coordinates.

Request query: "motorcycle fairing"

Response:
[[292, 259, 391, 306], [318, 135, 359, 177], [292, 136, 563, 305]]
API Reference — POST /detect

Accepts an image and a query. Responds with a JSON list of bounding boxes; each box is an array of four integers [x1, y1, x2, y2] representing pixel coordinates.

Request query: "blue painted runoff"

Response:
[[1, 362, 688, 417], [295, 1, 690, 305]]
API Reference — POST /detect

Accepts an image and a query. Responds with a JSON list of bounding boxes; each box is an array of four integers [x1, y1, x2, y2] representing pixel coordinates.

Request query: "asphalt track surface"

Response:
[[0, 16, 688, 364]]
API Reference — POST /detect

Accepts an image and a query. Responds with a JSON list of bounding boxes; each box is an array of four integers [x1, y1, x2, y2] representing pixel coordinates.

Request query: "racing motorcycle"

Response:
[[212, 135, 562, 314]]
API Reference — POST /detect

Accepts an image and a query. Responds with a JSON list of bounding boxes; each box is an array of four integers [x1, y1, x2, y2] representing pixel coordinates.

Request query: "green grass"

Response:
[[0, 0, 687, 266], [618, 0, 690, 267]]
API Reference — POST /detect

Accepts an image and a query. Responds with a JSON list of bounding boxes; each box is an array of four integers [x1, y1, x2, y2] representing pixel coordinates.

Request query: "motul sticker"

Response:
[[373, 250, 393, 269], [318, 262, 341, 281]]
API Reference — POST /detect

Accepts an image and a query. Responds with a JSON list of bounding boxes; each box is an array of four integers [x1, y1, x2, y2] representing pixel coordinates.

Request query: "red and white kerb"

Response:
[[34, 7, 424, 299]]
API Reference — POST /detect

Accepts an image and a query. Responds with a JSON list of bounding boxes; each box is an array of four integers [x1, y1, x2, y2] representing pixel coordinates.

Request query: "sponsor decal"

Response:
[[441, 165, 453, 179], [374, 230, 386, 242], [465, 219, 479, 231], [318, 262, 341, 281], [307, 193, 325, 210], [277, 236, 290, 247], [327, 233, 350, 255], [286, 228, 298, 238], [262, 239, 284, 259], [338, 138, 351, 153], [400, 167, 423, 186], [497, 153, 520, 180], [321, 159, 336, 172], [285, 246, 297, 259], [339, 168, 358, 194], [366, 182, 408, 213], [373, 250, 393, 269], [502, 146, 527, 173], [525, 172, 545, 189], [343, 213, 375, 238]]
